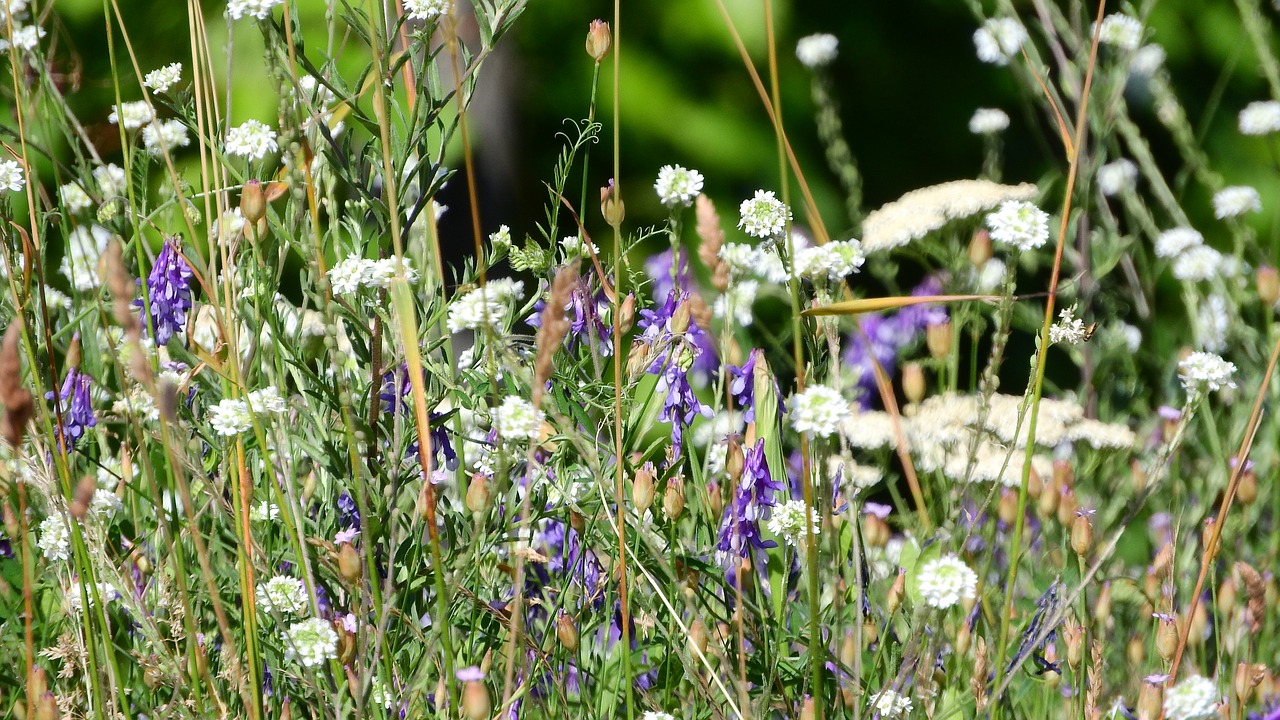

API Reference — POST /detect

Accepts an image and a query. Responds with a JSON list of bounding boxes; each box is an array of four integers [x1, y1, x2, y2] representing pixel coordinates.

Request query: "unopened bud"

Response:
[[1187, 603, 1208, 647], [800, 696, 816, 720], [556, 613, 579, 652], [1218, 576, 1237, 618], [706, 481, 723, 517], [955, 621, 972, 657], [887, 569, 906, 615], [1042, 643, 1060, 687], [1071, 513, 1093, 557], [618, 293, 636, 334], [466, 474, 490, 515], [4, 503, 20, 544], [1093, 581, 1112, 625], [1258, 265, 1280, 306], [632, 463, 655, 512], [969, 228, 993, 267], [70, 474, 96, 519], [241, 179, 267, 227], [1037, 478, 1059, 517], [625, 342, 651, 379], [1059, 486, 1078, 524], [998, 488, 1018, 526], [338, 542, 362, 583], [902, 362, 925, 404], [1126, 635, 1144, 665], [600, 179, 624, 227], [1155, 614, 1178, 661], [725, 440, 745, 483], [462, 681, 491, 720], [34, 693, 58, 720], [1130, 458, 1148, 491], [1202, 517, 1217, 553], [1026, 465, 1043, 499], [585, 20, 612, 62], [663, 476, 685, 519], [926, 321, 952, 360], [1061, 617, 1083, 669], [688, 619, 709, 656], [302, 471, 318, 504], [670, 301, 692, 335], [1237, 468, 1258, 505], [1136, 681, 1163, 720], [863, 514, 889, 548], [839, 631, 856, 668], [135, 553, 152, 576]]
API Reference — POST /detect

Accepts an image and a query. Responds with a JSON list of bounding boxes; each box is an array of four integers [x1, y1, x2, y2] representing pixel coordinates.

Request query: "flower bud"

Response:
[[1026, 464, 1043, 499], [1071, 513, 1093, 557], [954, 621, 972, 657], [3, 502, 19, 540], [70, 474, 96, 520], [839, 631, 856, 668], [800, 696, 816, 720], [466, 474, 490, 515], [688, 619, 709, 656], [1136, 682, 1163, 720], [585, 20, 611, 62], [670, 301, 692, 335], [1155, 614, 1178, 661], [902, 362, 926, 404], [556, 613, 579, 652], [302, 471, 318, 504], [998, 488, 1018, 526], [1093, 581, 1112, 626], [863, 514, 889, 548], [632, 463, 655, 512], [241, 179, 267, 226], [1237, 467, 1258, 505], [134, 553, 152, 576], [569, 509, 586, 535], [706, 481, 723, 517], [618, 293, 636, 334], [725, 440, 745, 483], [1037, 478, 1059, 517], [663, 476, 685, 519], [1218, 576, 1237, 618], [338, 542, 362, 583], [462, 681, 491, 720], [886, 569, 906, 615], [600, 179, 624, 227], [34, 693, 58, 720], [926, 321, 952, 360], [1058, 486, 1078, 524], [1053, 459, 1074, 489], [625, 342, 651, 379], [1061, 617, 1083, 669], [1258, 265, 1280, 306], [1187, 603, 1208, 647], [1201, 517, 1217, 553], [1126, 635, 1144, 665], [1130, 458, 1148, 492], [969, 228, 993, 267], [1042, 643, 1060, 688]]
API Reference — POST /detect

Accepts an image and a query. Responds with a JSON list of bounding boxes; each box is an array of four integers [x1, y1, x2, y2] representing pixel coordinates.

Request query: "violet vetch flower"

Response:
[[644, 248, 690, 301], [47, 367, 96, 451], [639, 290, 715, 455], [338, 490, 360, 530], [134, 237, 194, 345], [727, 348, 784, 423], [527, 277, 613, 355], [716, 438, 784, 565], [843, 277, 947, 407], [379, 365, 458, 471]]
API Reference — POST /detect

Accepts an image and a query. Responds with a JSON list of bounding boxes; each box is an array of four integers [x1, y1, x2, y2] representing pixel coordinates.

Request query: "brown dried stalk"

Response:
[[0, 323, 33, 448], [694, 195, 728, 291], [532, 261, 580, 408]]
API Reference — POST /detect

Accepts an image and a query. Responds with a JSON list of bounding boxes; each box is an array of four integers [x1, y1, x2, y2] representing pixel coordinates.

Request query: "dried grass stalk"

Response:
[[532, 261, 580, 408]]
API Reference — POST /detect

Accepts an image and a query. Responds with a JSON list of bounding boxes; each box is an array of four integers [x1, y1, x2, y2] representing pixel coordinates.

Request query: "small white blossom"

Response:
[[327, 256, 369, 296], [790, 385, 851, 438], [143, 63, 182, 94], [713, 280, 758, 326], [361, 256, 418, 288], [974, 18, 1028, 66], [560, 235, 585, 258], [1172, 245, 1222, 282], [717, 243, 762, 279], [91, 488, 123, 519], [986, 200, 1050, 251], [251, 500, 280, 522], [796, 33, 838, 68], [257, 576, 309, 617], [489, 225, 512, 252], [1120, 323, 1142, 353], [142, 119, 191, 156], [738, 190, 791, 239], [37, 514, 70, 561], [1, 25, 44, 52], [969, 107, 1010, 135], [654, 165, 705, 208], [246, 386, 287, 414], [1213, 186, 1261, 219], [113, 385, 160, 422], [283, 618, 338, 667], [62, 225, 113, 291], [794, 239, 866, 283], [108, 101, 155, 131], [1154, 227, 1203, 259], [225, 120, 278, 160], [94, 164, 128, 199], [975, 258, 1007, 291], [227, 0, 283, 20], [1178, 352, 1237, 393], [1094, 14, 1142, 50], [639, 713, 676, 720], [869, 689, 913, 718], [0, 159, 24, 193], [209, 398, 253, 435], [1097, 159, 1138, 196], [1239, 100, 1280, 135], [1163, 675, 1219, 720], [59, 183, 92, 214], [404, 0, 452, 20], [446, 278, 525, 334], [1049, 304, 1088, 345], [767, 499, 820, 547], [66, 581, 119, 612], [494, 396, 543, 441], [918, 554, 978, 609], [1130, 44, 1166, 76]]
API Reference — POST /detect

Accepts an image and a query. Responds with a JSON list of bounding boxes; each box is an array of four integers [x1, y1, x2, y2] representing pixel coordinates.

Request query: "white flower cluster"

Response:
[[494, 396, 543, 441], [796, 33, 838, 68], [208, 387, 288, 436], [869, 689, 913, 718], [142, 119, 191, 157], [327, 255, 419, 295], [113, 385, 160, 423], [654, 165, 705, 208], [109, 101, 156, 131], [63, 225, 113, 291], [404, 0, 452, 20], [969, 107, 1009, 135], [283, 617, 339, 667], [794, 239, 865, 284], [94, 164, 128, 199], [862, 180, 1038, 253], [986, 200, 1050, 251], [713, 280, 759, 326], [1154, 227, 1202, 259], [766, 499, 819, 547], [790, 384, 851, 438], [489, 225, 512, 252], [1172, 245, 1223, 282], [0, 159, 24, 193], [738, 190, 791, 239], [1130, 44, 1166, 76], [1178, 352, 1237, 394], [143, 63, 182, 94], [917, 553, 978, 609], [227, 0, 283, 20], [0, 24, 44, 53], [38, 514, 70, 561], [973, 17, 1027, 66], [1094, 14, 1143, 50], [446, 278, 525, 334], [1049, 304, 1088, 345], [257, 576, 309, 617], [1239, 100, 1280, 136], [1163, 675, 1219, 720], [1212, 186, 1261, 219], [67, 581, 120, 612], [1096, 158, 1137, 196], [225, 120, 279, 160], [59, 183, 92, 214], [639, 713, 676, 720]]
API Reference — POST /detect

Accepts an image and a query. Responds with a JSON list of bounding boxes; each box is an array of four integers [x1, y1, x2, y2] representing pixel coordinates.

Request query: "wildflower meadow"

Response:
[[4, 1, 1280, 719]]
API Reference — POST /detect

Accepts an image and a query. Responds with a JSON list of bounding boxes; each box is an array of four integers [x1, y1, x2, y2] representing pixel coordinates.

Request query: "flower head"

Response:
[[227, 0, 283, 20], [1154, 227, 1203, 259], [47, 368, 96, 451], [134, 238, 194, 345], [94, 164, 128, 199], [716, 439, 784, 562], [494, 396, 543, 441], [283, 618, 338, 667], [446, 278, 525, 334], [869, 689, 913, 718], [109, 101, 155, 131], [143, 63, 182, 94], [1049, 304, 1088, 345], [59, 183, 91, 215], [918, 553, 978, 609], [38, 515, 70, 561], [1094, 14, 1143, 50], [209, 398, 253, 436], [1172, 245, 1222, 282], [969, 107, 1010, 134], [974, 18, 1028, 66], [1097, 159, 1138, 196], [766, 499, 819, 546], [0, 159, 24, 193], [796, 33, 838, 68], [489, 225, 512, 252], [1130, 44, 1166, 76], [986, 200, 1050, 251], [1239, 101, 1280, 135], [142, 119, 190, 156], [225, 120, 278, 160], [1163, 675, 1219, 720], [1178, 352, 1237, 393], [790, 385, 851, 438], [654, 165, 704, 208], [404, 0, 452, 20], [738, 190, 791, 239], [257, 576, 309, 617], [1212, 186, 1261, 219], [794, 239, 865, 284]]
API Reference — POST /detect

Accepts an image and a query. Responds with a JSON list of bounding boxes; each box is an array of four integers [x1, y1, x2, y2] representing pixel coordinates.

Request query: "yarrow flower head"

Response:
[[790, 384, 851, 438], [38, 515, 70, 561], [246, 386, 288, 414], [47, 367, 96, 451], [134, 238, 194, 345], [0, 159, 24, 193], [766, 499, 819, 547], [738, 190, 791, 239], [639, 713, 676, 720], [283, 618, 338, 667], [227, 0, 283, 20], [795, 33, 838, 68], [974, 17, 1028, 66], [108, 101, 155, 131], [986, 200, 1050, 251], [869, 689, 913, 718], [1097, 158, 1138, 196], [653, 165, 704, 208], [224, 120, 278, 160], [209, 398, 253, 436], [1178, 351, 1237, 394], [494, 396, 543, 441], [1163, 675, 1219, 720], [94, 164, 128, 199], [918, 554, 978, 609], [257, 576, 308, 617], [142, 119, 190, 156], [143, 64, 182, 94], [969, 107, 1010, 134], [1212, 186, 1261, 219], [404, 0, 452, 20], [794, 239, 866, 284], [1130, 44, 1166, 76], [1049, 304, 1088, 345], [1094, 14, 1143, 50], [59, 183, 91, 215], [1240, 101, 1280, 135]]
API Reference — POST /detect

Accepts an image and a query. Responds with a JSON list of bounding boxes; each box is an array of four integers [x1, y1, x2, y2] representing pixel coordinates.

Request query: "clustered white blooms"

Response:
[[869, 689, 913, 718], [1130, 44, 1166, 76], [712, 279, 758, 326], [766, 500, 819, 547], [790, 384, 851, 438], [227, 0, 283, 20], [251, 500, 281, 522], [1178, 351, 1237, 393], [917, 554, 978, 609], [327, 255, 419, 295], [37, 514, 70, 561], [142, 119, 191, 156], [143, 63, 182, 94], [793, 239, 865, 284], [1163, 675, 1220, 720], [969, 107, 1010, 135], [986, 200, 1050, 251], [257, 576, 309, 617], [446, 278, 525, 334], [1096, 158, 1138, 196], [639, 713, 676, 720], [113, 385, 160, 423], [1212, 186, 1261, 219], [62, 225, 113, 291], [1171, 245, 1223, 282], [283, 617, 339, 667], [738, 190, 792, 239], [1239, 100, 1280, 135], [59, 183, 92, 214], [225, 120, 279, 160], [861, 180, 1038, 253], [109, 101, 156, 131], [404, 0, 452, 20], [1049, 304, 1088, 345], [246, 386, 288, 414], [1154, 227, 1203, 259], [209, 387, 287, 436], [488, 225, 512, 252], [67, 581, 120, 612], [494, 396, 543, 441], [1094, 14, 1143, 50], [0, 25, 44, 53], [654, 165, 705, 208], [973, 17, 1028, 66], [795, 33, 839, 68], [94, 164, 128, 198], [0, 159, 24, 193]]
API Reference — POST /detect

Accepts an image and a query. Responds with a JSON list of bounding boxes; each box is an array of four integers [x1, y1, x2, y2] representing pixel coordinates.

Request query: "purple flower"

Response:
[[529, 277, 613, 356], [134, 237, 194, 345], [379, 367, 459, 471], [863, 502, 892, 519], [728, 348, 784, 423], [46, 367, 96, 451], [843, 277, 947, 408], [639, 290, 716, 455], [456, 666, 486, 682], [716, 439, 783, 563], [644, 248, 690, 301], [335, 528, 359, 544], [656, 362, 713, 456], [338, 490, 360, 529]]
